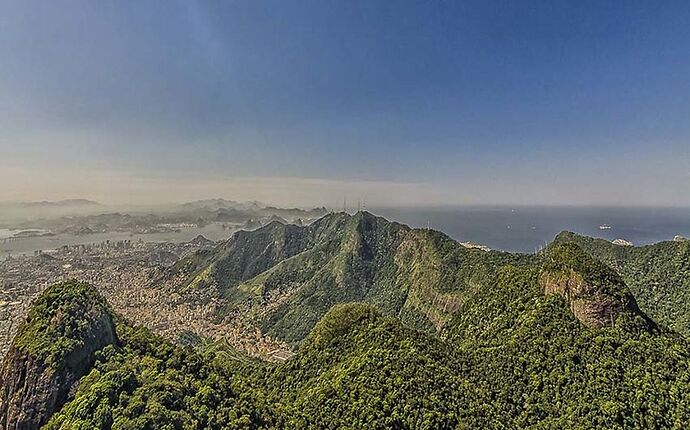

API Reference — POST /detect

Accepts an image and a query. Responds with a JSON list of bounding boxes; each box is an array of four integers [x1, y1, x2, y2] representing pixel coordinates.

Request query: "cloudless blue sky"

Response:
[[1, 1, 689, 205]]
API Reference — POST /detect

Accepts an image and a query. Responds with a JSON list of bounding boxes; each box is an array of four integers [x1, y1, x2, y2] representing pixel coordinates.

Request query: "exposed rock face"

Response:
[[0, 282, 117, 430], [540, 243, 652, 329], [459, 241, 491, 252], [540, 269, 626, 328], [612, 238, 633, 247], [0, 349, 66, 430]]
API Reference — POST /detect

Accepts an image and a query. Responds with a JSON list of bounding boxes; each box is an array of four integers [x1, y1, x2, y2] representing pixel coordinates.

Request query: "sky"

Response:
[[1, 0, 689, 207]]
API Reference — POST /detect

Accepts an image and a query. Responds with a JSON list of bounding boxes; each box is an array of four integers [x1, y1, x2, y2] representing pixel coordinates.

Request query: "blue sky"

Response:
[[1, 1, 689, 205]]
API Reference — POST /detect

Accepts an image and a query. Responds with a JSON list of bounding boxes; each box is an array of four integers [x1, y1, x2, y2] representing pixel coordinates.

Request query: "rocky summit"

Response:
[[0, 281, 116, 430]]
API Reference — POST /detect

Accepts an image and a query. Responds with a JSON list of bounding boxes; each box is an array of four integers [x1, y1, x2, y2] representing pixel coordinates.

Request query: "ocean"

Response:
[[372, 206, 690, 253], [2, 206, 689, 257]]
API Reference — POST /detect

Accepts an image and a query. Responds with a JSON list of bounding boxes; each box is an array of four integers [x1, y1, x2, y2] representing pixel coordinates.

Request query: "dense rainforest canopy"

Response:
[[3, 213, 690, 429]]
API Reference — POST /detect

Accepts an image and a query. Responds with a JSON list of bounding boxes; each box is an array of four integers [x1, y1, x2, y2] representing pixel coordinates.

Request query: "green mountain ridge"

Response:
[[172, 212, 657, 344], [172, 211, 535, 343], [2, 214, 690, 428], [3, 271, 690, 429]]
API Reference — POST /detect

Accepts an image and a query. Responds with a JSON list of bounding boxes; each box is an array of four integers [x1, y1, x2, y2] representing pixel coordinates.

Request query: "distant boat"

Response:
[[599, 224, 612, 230]]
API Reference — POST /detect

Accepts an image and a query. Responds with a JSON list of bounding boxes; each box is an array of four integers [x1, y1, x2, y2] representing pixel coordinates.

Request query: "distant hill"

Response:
[[179, 198, 254, 211], [22, 199, 101, 207], [12, 202, 328, 236], [553, 231, 690, 335], [177, 198, 327, 219]]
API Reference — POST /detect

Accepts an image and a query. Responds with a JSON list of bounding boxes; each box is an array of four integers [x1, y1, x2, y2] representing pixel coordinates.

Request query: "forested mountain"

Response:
[[0, 282, 117, 429], [3, 214, 690, 429], [171, 211, 534, 343], [553, 231, 690, 335]]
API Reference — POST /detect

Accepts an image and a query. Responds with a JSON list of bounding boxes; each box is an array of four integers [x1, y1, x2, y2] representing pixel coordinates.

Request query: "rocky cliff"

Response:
[[540, 243, 654, 330], [0, 281, 116, 430]]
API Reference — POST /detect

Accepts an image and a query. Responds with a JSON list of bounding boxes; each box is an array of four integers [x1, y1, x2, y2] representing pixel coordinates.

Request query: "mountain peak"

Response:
[[305, 303, 381, 348], [0, 281, 117, 429], [540, 243, 653, 330]]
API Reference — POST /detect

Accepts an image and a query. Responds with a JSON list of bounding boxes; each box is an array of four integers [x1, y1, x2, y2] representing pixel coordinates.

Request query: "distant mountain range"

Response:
[[9, 200, 329, 236], [21, 199, 101, 207], [2, 212, 690, 428], [179, 198, 265, 211]]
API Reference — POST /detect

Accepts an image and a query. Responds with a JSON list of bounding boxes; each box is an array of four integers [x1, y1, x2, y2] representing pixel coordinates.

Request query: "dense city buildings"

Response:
[[0, 237, 291, 361]]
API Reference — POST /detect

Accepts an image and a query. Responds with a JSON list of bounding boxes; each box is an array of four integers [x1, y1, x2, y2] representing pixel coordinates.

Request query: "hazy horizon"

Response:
[[2, 1, 689, 207]]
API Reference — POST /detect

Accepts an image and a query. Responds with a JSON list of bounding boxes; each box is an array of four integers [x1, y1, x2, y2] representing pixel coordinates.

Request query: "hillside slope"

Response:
[[443, 261, 689, 428], [3, 271, 688, 429], [4, 216, 690, 428], [553, 231, 690, 335], [171, 211, 534, 343], [0, 281, 116, 429]]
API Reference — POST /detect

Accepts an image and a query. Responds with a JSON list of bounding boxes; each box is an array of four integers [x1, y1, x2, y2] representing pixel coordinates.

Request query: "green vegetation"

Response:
[[172, 211, 535, 344], [445, 264, 690, 428], [39, 280, 690, 429], [542, 242, 630, 299], [5, 217, 690, 428], [554, 231, 690, 335], [261, 303, 469, 429], [13, 280, 116, 369], [44, 324, 273, 430]]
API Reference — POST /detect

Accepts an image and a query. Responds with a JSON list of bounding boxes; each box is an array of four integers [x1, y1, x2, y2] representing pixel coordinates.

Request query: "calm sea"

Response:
[[2, 207, 689, 257], [372, 206, 690, 253]]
